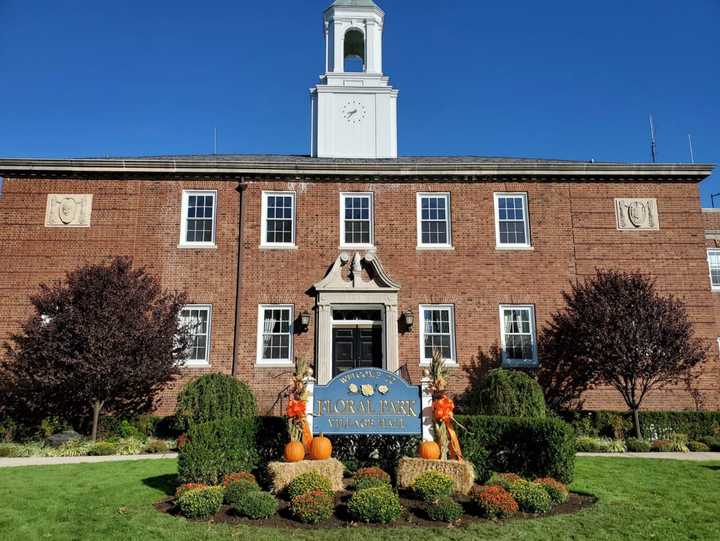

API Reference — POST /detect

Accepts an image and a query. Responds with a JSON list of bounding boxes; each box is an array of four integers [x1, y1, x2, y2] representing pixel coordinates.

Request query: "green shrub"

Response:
[[318, 433, 421, 474], [472, 369, 547, 418], [225, 479, 260, 505], [175, 483, 208, 498], [177, 486, 224, 519], [45, 439, 91, 457], [223, 471, 258, 487], [606, 439, 626, 453], [87, 441, 118, 456], [489, 472, 524, 491], [508, 480, 553, 514], [563, 411, 720, 441], [286, 472, 333, 499], [698, 436, 720, 451], [347, 486, 404, 524], [0, 443, 30, 457], [575, 436, 611, 452], [464, 444, 491, 483], [231, 490, 278, 519], [471, 485, 519, 518], [177, 417, 259, 484], [626, 437, 652, 452], [115, 437, 146, 455], [289, 490, 334, 524], [355, 477, 390, 491], [535, 477, 569, 504], [457, 415, 575, 483], [425, 496, 463, 522], [175, 374, 256, 430], [652, 434, 689, 453], [687, 441, 710, 452], [144, 439, 170, 454], [412, 471, 454, 502]]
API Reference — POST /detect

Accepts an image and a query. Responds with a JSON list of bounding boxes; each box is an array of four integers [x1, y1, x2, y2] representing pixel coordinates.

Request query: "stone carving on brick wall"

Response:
[[45, 194, 93, 227], [314, 250, 400, 292], [615, 198, 659, 230]]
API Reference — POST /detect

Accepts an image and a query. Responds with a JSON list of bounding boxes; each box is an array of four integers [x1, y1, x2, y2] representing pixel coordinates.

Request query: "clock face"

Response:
[[341, 99, 367, 125]]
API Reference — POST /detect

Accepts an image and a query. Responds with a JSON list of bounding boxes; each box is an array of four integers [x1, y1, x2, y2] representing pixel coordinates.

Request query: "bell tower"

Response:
[[311, 0, 398, 159]]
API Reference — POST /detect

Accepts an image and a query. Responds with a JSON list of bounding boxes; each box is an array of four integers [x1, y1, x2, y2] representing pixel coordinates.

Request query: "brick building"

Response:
[[0, 0, 717, 415]]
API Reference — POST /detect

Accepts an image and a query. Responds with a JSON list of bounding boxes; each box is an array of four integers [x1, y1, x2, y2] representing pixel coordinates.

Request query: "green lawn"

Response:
[[0, 458, 718, 540]]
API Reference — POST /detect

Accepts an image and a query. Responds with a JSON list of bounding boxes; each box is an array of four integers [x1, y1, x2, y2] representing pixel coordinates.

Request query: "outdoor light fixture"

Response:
[[402, 309, 415, 330], [299, 311, 311, 332]]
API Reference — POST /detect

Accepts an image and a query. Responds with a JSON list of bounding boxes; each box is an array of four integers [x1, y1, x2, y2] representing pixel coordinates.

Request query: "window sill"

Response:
[[255, 362, 295, 368], [495, 245, 534, 251], [417, 245, 455, 251], [259, 244, 298, 251], [420, 361, 459, 368], [712, 287, 720, 293], [502, 359, 539, 368], [178, 243, 217, 250], [339, 245, 375, 251], [183, 362, 211, 368]]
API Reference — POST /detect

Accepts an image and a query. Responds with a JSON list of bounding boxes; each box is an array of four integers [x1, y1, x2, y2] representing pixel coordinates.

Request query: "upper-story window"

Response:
[[180, 190, 217, 248], [494, 193, 531, 248], [256, 305, 294, 365], [419, 304, 456, 365], [340, 192, 374, 248], [708, 249, 720, 291], [499, 304, 538, 367], [417, 193, 452, 248], [180, 304, 212, 366], [261, 192, 296, 248]]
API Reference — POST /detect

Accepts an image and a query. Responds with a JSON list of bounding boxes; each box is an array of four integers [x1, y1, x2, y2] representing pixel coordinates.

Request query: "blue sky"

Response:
[[1, 0, 718, 203]]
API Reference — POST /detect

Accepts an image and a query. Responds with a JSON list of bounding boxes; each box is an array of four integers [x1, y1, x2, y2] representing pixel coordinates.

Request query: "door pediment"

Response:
[[314, 251, 400, 292]]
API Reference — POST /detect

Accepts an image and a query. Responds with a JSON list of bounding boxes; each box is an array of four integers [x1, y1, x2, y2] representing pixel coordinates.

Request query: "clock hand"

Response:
[[347, 109, 357, 117]]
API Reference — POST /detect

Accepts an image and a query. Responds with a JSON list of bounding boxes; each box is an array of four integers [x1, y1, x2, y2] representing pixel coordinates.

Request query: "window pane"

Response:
[[343, 195, 372, 245], [502, 307, 535, 363], [181, 307, 210, 362], [422, 307, 453, 361], [419, 195, 450, 245], [265, 193, 294, 244], [496, 195, 529, 246], [185, 193, 214, 243]]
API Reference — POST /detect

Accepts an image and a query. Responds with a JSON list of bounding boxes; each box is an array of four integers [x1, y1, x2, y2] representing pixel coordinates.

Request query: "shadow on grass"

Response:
[[142, 474, 178, 496], [701, 465, 720, 472]]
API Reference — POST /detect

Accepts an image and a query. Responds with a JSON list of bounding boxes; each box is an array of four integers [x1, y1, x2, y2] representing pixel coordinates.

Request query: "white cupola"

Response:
[[310, 0, 398, 159]]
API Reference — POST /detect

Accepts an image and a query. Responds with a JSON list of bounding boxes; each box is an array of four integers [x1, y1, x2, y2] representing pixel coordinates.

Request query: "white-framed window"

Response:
[[419, 305, 456, 365], [261, 192, 296, 248], [494, 192, 531, 248], [180, 305, 212, 366], [256, 305, 294, 365], [179, 190, 217, 247], [499, 305, 537, 366], [340, 192, 374, 248], [417, 193, 452, 248], [708, 249, 720, 291]]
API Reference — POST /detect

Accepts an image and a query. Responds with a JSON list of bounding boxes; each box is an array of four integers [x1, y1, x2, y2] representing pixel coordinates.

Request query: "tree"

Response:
[[1, 257, 190, 440], [537, 269, 707, 438]]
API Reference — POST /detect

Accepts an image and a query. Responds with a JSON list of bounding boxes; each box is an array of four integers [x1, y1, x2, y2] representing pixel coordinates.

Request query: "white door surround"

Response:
[[313, 251, 400, 384]]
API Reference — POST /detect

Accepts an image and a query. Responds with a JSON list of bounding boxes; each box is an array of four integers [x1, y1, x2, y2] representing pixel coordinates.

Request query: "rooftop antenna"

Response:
[[688, 133, 695, 164], [649, 114, 657, 163], [213, 127, 218, 155]]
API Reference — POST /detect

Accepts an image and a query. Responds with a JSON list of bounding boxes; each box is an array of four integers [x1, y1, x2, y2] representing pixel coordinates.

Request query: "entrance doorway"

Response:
[[331, 309, 383, 376]]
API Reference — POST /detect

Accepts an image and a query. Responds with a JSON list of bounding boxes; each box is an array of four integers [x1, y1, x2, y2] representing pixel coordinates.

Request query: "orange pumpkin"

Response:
[[419, 440, 441, 460], [284, 441, 305, 462], [309, 434, 332, 460]]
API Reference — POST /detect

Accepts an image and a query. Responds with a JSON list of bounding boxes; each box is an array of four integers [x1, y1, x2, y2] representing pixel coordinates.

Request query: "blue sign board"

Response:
[[313, 368, 422, 436]]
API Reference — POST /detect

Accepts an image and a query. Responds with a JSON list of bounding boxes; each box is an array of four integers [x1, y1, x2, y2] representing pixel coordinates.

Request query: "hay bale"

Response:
[[396, 457, 475, 495], [267, 458, 344, 494]]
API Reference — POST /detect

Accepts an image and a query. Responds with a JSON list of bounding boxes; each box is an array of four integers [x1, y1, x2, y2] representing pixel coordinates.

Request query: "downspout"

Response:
[[231, 177, 247, 377]]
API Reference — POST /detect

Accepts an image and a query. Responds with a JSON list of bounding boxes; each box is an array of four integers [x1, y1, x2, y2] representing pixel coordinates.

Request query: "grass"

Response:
[[0, 458, 718, 540]]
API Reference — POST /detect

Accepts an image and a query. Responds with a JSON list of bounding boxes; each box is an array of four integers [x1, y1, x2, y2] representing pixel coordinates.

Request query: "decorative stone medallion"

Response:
[[45, 194, 93, 227], [615, 198, 659, 230]]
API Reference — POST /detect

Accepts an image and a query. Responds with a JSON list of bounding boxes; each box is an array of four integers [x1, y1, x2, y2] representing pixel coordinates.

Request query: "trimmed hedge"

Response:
[[472, 369, 547, 418], [178, 417, 259, 484], [175, 374, 257, 430], [456, 415, 575, 483], [565, 411, 720, 440]]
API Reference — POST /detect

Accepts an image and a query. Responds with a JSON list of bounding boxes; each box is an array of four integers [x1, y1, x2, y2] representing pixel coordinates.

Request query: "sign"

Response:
[[312, 368, 422, 436]]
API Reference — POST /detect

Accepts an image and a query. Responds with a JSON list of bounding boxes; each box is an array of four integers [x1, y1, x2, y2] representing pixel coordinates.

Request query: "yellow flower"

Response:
[[378, 385, 389, 395], [348, 384, 359, 393], [361, 384, 375, 397]]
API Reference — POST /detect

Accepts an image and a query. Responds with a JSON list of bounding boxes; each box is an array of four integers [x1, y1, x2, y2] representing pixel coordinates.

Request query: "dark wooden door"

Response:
[[332, 326, 383, 377]]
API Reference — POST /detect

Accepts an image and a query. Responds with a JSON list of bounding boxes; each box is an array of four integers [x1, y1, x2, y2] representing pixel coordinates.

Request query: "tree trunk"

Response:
[[91, 400, 104, 442], [632, 407, 642, 439]]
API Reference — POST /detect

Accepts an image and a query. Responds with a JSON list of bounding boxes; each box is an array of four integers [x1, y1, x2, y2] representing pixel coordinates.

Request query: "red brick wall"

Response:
[[1, 175, 718, 417]]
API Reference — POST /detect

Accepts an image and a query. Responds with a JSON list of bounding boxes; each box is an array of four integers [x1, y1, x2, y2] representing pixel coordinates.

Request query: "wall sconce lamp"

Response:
[[402, 309, 414, 331], [298, 311, 311, 332]]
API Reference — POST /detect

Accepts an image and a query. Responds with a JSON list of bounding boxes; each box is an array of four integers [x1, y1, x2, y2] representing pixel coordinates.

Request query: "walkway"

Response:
[[0, 452, 178, 468], [577, 452, 720, 461]]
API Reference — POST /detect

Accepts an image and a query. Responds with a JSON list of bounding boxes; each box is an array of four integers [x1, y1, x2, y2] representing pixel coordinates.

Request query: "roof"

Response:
[[330, 0, 379, 7], [0, 154, 713, 181]]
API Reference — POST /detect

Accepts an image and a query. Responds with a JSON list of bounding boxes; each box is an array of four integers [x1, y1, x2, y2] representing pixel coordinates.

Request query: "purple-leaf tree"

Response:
[[538, 269, 707, 438], [1, 257, 190, 440]]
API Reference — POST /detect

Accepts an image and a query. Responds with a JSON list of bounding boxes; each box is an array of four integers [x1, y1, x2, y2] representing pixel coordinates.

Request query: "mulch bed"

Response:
[[155, 487, 596, 529]]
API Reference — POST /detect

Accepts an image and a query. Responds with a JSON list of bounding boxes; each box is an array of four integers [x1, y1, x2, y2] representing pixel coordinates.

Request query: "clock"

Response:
[[341, 99, 367, 124]]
